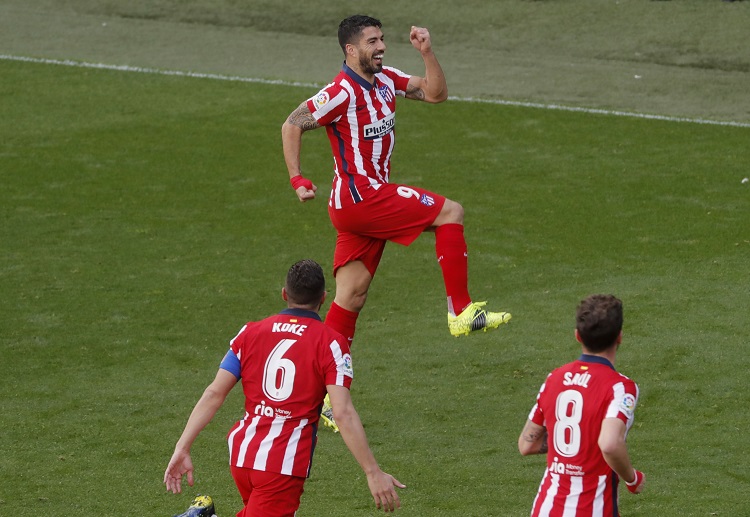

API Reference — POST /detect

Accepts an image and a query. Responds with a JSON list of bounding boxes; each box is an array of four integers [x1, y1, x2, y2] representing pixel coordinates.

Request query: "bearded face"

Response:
[[351, 26, 385, 77], [358, 51, 383, 75]]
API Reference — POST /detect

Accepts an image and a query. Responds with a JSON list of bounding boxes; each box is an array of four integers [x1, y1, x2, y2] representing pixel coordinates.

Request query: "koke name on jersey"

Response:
[[272, 322, 307, 336]]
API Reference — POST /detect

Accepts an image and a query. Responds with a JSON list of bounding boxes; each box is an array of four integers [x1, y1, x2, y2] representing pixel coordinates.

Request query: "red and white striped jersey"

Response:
[[305, 63, 411, 210], [527, 355, 639, 517], [221, 308, 353, 478]]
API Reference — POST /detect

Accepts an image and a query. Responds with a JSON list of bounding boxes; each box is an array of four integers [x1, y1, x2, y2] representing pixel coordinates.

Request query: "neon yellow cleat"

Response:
[[320, 394, 339, 433], [448, 301, 511, 337], [173, 494, 217, 517]]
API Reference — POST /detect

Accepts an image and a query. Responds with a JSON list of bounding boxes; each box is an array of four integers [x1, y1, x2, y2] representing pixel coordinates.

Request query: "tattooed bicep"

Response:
[[286, 103, 321, 131], [404, 84, 426, 101]]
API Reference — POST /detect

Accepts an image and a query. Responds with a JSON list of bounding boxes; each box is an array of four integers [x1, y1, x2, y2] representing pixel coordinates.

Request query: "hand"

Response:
[[295, 183, 317, 202], [367, 470, 406, 512], [409, 26, 433, 54], [163, 449, 194, 494], [625, 469, 646, 494], [291, 175, 317, 202]]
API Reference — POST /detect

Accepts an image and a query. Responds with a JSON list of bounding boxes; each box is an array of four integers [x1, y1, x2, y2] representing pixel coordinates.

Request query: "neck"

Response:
[[583, 348, 617, 366], [346, 60, 375, 84]]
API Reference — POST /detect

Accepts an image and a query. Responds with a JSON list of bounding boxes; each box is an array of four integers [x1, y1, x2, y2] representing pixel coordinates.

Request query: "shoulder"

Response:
[[300, 318, 348, 345], [319, 73, 357, 98], [380, 65, 410, 80], [616, 372, 639, 399], [310, 79, 355, 114]]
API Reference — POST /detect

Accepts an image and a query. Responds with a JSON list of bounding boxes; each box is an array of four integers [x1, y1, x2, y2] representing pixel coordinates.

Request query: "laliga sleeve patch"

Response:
[[340, 353, 354, 378], [619, 393, 637, 418], [312, 91, 330, 110]]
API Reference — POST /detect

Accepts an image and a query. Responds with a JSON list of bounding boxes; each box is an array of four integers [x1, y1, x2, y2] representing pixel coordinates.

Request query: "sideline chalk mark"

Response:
[[2, 54, 749, 128]]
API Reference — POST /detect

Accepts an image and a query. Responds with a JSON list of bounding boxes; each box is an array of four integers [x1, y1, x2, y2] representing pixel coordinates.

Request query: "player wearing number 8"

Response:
[[518, 294, 645, 516], [164, 260, 404, 515]]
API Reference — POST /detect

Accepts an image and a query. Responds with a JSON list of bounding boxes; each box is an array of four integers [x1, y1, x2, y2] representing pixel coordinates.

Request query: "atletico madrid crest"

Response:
[[378, 84, 394, 103], [420, 193, 435, 206]]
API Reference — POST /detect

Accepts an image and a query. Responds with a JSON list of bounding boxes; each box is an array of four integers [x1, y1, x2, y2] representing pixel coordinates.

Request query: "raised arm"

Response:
[[327, 384, 406, 512], [281, 102, 321, 202], [404, 26, 448, 103]]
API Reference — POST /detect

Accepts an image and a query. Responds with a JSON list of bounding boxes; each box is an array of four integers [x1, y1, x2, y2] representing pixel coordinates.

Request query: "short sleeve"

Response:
[[605, 379, 639, 428], [323, 336, 353, 389], [381, 66, 411, 96], [306, 84, 349, 126], [528, 376, 550, 425]]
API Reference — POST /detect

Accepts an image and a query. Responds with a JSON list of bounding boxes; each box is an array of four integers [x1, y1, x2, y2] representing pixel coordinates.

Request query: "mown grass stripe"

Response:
[[3, 53, 749, 129]]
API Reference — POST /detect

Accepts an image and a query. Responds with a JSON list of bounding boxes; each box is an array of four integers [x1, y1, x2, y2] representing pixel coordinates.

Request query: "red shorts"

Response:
[[230, 465, 305, 517], [328, 183, 445, 276]]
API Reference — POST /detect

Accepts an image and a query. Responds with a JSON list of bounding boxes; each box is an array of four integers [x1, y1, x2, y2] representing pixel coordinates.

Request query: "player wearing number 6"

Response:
[[518, 294, 645, 516], [164, 260, 404, 515], [282, 15, 511, 346]]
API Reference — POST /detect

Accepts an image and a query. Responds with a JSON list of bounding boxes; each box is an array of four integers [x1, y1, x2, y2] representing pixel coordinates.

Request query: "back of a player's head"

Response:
[[576, 294, 623, 353], [338, 15, 382, 53], [285, 259, 326, 307]]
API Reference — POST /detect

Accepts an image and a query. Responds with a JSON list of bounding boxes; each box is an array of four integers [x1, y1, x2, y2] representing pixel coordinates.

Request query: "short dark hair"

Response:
[[575, 294, 623, 353], [338, 15, 382, 53], [285, 259, 326, 307]]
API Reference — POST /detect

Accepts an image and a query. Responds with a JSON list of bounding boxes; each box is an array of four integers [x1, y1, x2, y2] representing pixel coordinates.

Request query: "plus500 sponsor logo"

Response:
[[363, 112, 395, 140]]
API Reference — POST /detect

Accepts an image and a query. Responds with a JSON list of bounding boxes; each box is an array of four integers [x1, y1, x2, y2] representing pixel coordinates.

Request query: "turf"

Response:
[[3, 0, 750, 121], [1, 2, 750, 516]]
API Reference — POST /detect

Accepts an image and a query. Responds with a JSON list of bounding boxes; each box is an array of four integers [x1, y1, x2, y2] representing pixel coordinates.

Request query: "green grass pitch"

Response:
[[1, 2, 750, 516]]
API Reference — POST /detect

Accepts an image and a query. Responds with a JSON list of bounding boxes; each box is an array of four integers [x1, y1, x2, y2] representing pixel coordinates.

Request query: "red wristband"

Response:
[[625, 469, 644, 493], [290, 175, 313, 191]]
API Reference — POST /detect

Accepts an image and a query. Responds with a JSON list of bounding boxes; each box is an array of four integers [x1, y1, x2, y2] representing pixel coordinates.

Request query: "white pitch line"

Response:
[[2, 54, 750, 129]]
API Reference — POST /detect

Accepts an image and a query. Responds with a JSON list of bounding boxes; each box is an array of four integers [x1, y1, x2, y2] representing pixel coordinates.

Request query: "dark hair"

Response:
[[285, 259, 326, 307], [575, 294, 623, 352], [338, 15, 382, 53]]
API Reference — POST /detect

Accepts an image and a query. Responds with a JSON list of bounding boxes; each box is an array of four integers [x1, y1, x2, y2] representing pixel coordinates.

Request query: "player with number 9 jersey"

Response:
[[221, 307, 352, 478], [282, 15, 512, 347]]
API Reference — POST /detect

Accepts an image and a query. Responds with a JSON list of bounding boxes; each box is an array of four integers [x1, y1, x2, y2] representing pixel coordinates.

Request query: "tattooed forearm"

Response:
[[286, 103, 321, 131], [522, 425, 548, 454], [404, 84, 425, 101]]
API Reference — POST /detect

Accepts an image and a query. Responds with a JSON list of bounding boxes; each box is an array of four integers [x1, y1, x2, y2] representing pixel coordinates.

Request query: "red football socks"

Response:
[[324, 301, 359, 346], [435, 223, 472, 316]]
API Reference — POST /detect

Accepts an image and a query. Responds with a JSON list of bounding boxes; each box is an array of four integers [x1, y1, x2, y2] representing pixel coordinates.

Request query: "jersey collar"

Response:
[[342, 62, 376, 91], [279, 308, 322, 321], [578, 353, 615, 370]]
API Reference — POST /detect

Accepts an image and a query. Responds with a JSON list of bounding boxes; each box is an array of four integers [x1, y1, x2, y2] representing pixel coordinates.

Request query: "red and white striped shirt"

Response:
[[306, 63, 411, 209], [221, 308, 353, 478], [527, 355, 639, 517]]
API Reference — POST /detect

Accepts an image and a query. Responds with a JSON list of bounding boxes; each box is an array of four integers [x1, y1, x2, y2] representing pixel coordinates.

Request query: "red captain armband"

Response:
[[290, 175, 313, 191], [625, 469, 645, 494]]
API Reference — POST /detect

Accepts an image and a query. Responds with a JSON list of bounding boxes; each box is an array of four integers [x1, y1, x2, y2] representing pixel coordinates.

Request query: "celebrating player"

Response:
[[518, 294, 646, 515], [281, 15, 511, 346], [164, 259, 404, 516]]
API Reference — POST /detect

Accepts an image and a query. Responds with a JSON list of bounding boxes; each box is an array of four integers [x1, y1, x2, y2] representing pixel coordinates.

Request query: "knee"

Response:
[[335, 288, 368, 312], [442, 199, 464, 225]]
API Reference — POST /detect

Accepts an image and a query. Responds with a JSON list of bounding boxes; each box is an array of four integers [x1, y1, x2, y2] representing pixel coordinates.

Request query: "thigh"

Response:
[[332, 232, 385, 277], [232, 466, 305, 517], [329, 183, 446, 247]]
